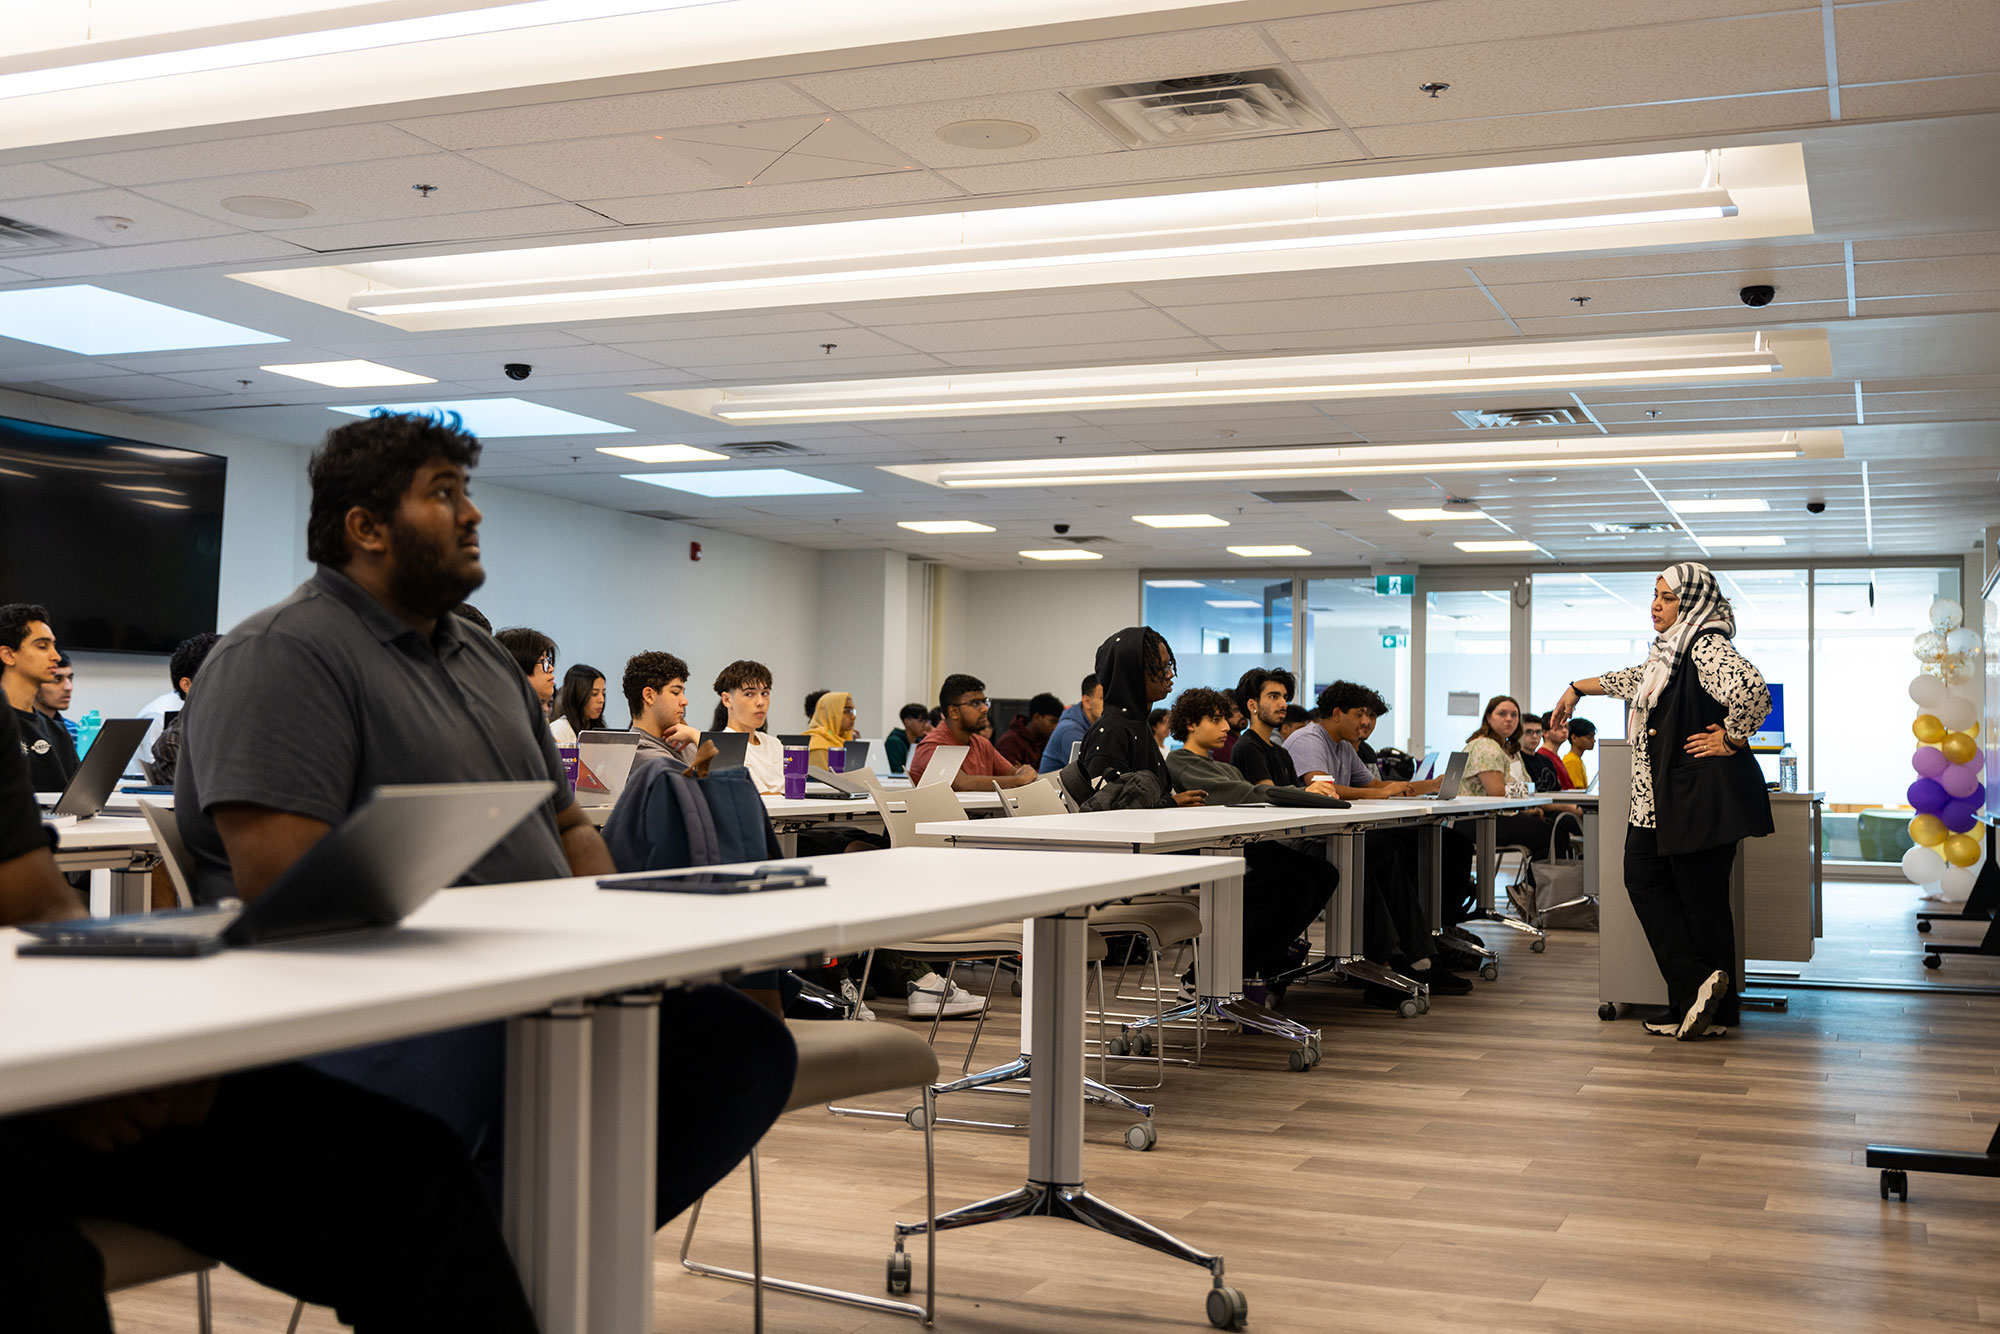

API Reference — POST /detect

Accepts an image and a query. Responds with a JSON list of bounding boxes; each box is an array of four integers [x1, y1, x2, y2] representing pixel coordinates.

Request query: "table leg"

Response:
[[589, 993, 661, 1334], [1418, 825, 1442, 932], [1475, 817, 1497, 915], [504, 1002, 594, 1334], [1317, 830, 1427, 1014]]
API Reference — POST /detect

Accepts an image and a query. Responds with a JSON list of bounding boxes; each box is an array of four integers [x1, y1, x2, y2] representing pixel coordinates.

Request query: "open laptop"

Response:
[[17, 781, 554, 957], [806, 765, 873, 799], [698, 730, 749, 771], [917, 744, 967, 788], [1411, 749, 1441, 781], [839, 739, 869, 769], [575, 730, 643, 808], [37, 718, 149, 820], [1408, 750, 1468, 801]]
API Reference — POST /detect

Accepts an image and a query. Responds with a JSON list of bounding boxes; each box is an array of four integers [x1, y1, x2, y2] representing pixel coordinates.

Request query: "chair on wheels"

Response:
[[139, 800, 194, 909], [681, 1019, 941, 1329], [83, 1219, 216, 1332]]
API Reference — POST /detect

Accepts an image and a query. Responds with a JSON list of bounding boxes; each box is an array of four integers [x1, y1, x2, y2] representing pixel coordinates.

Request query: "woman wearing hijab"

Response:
[[804, 690, 858, 769], [1555, 562, 1773, 1041]]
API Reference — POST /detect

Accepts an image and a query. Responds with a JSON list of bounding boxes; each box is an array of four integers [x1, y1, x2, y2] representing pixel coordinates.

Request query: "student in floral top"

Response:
[[1462, 694, 1568, 861], [1555, 562, 1772, 1042]]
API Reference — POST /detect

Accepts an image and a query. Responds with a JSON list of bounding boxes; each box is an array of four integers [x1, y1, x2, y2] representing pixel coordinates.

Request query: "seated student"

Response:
[[1214, 699, 1245, 764], [885, 702, 928, 775], [0, 702, 539, 1331], [450, 602, 492, 634], [37, 651, 77, 744], [176, 409, 795, 1233], [1076, 627, 1205, 807], [150, 632, 222, 786], [1, 604, 79, 795], [1038, 674, 1103, 774], [1163, 686, 1334, 995], [1535, 712, 1577, 790], [714, 659, 785, 794], [1563, 715, 1597, 787], [1517, 712, 1564, 792], [1148, 708, 1171, 759], [548, 662, 607, 745], [624, 650, 700, 765], [1279, 703, 1312, 741], [907, 674, 1041, 791], [804, 690, 858, 768], [1464, 695, 1570, 860], [493, 626, 557, 717], [995, 692, 1062, 770], [1353, 711, 1379, 770], [802, 688, 828, 726]]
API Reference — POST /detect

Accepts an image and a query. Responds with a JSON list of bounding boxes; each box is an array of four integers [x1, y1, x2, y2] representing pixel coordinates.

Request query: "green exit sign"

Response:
[[1376, 573, 1415, 595], [1381, 633, 1409, 649]]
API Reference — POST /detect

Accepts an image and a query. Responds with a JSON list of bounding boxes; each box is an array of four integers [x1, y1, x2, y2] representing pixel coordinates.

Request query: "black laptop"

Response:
[[698, 730, 750, 771], [17, 781, 553, 957], [40, 718, 149, 819]]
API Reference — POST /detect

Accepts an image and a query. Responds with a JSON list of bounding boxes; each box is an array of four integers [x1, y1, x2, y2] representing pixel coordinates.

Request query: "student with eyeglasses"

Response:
[[492, 627, 556, 717], [906, 673, 1041, 791]]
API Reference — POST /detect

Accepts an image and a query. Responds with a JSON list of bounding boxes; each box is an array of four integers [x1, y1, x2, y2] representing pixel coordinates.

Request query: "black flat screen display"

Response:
[[0, 414, 225, 654]]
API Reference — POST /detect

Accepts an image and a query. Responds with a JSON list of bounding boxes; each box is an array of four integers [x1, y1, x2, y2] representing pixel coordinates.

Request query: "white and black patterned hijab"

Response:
[[1632, 562, 1736, 728]]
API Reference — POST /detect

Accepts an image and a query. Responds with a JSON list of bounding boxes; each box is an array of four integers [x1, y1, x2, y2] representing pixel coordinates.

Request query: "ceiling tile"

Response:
[[1854, 253, 2000, 298], [137, 155, 562, 229], [1205, 320, 1516, 353], [932, 337, 1217, 367], [1484, 266, 1847, 319], [395, 345, 667, 381], [1163, 286, 1500, 336], [1834, 0, 2000, 83], [1265, 0, 1808, 61], [463, 136, 734, 200], [834, 291, 1147, 326], [1350, 91, 1830, 158], [54, 125, 439, 187], [660, 354, 948, 381], [875, 307, 1192, 353], [393, 83, 827, 150], [614, 327, 918, 367], [1135, 263, 1475, 308], [267, 202, 619, 253], [936, 127, 1366, 196], [1838, 73, 2000, 119], [0, 162, 105, 201], [0, 187, 236, 245], [583, 169, 959, 225], [1469, 243, 1847, 286], [0, 232, 309, 278], [586, 312, 853, 344], [1511, 301, 1850, 335], [1851, 230, 2000, 262], [844, 92, 1119, 169], [324, 330, 593, 358]]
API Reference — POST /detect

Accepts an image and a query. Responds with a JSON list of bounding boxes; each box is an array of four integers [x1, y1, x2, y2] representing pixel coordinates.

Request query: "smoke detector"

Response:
[[1453, 406, 1591, 429], [1068, 69, 1331, 148]]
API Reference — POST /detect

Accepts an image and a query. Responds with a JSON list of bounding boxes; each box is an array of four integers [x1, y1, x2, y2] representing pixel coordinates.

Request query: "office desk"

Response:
[[53, 815, 159, 916], [580, 788, 1004, 848], [0, 846, 1248, 1334]]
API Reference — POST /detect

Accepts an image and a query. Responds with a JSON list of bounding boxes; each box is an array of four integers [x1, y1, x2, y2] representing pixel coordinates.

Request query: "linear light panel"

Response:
[[879, 430, 1843, 490], [1205, 600, 1261, 608], [235, 146, 1813, 331], [1701, 535, 1787, 547], [0, 285, 285, 355], [623, 468, 857, 497], [1667, 497, 1771, 513], [1019, 549, 1103, 561], [1134, 514, 1229, 528], [1389, 508, 1488, 522], [261, 359, 434, 387], [898, 519, 995, 534], [1455, 540, 1538, 553], [1144, 579, 1206, 588], [329, 398, 630, 437], [1228, 545, 1311, 558], [596, 443, 729, 463]]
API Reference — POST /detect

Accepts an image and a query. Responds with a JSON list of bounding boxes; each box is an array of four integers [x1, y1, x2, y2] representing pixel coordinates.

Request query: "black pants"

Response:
[[312, 982, 798, 1226], [1494, 813, 1555, 863], [1624, 824, 1740, 1024], [1243, 841, 1337, 980], [1350, 831, 1438, 964], [0, 1063, 536, 1334], [1365, 826, 1477, 933]]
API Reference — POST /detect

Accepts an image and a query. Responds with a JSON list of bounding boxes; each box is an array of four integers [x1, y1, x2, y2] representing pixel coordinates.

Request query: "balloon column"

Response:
[[1903, 598, 1987, 896]]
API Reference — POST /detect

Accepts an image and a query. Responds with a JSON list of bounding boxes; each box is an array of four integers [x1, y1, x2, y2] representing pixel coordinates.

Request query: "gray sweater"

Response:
[[1164, 749, 1269, 807]]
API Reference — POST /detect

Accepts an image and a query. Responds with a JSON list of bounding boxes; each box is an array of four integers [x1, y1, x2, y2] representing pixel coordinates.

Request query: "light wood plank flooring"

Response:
[[110, 923, 2000, 1332]]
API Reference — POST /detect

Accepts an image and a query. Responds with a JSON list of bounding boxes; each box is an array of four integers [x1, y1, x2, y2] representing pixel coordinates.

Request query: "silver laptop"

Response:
[[575, 730, 643, 808], [39, 718, 149, 820], [699, 730, 749, 771], [918, 744, 968, 788], [807, 764, 873, 799], [1409, 750, 1468, 800]]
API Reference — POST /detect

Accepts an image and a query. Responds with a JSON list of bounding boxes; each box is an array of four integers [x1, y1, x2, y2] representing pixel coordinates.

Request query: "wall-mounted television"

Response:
[[0, 414, 225, 654]]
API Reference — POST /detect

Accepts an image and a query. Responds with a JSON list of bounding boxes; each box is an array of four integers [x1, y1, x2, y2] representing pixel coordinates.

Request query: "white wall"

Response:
[[943, 568, 1139, 701]]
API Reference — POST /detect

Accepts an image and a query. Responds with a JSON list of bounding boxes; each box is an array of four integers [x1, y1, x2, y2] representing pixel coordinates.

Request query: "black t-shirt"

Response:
[[14, 707, 78, 795], [1232, 728, 1300, 789], [0, 705, 55, 871]]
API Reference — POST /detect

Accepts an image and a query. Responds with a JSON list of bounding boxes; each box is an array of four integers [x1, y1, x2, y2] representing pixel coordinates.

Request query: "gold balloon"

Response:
[[1909, 814, 1948, 847], [1942, 834, 1983, 868], [1913, 714, 1947, 745], [1940, 731, 1978, 766]]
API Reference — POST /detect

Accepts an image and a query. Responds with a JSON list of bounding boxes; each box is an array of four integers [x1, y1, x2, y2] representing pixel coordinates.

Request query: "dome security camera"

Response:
[[1053, 523, 1071, 535], [1806, 499, 1827, 514], [503, 363, 532, 380], [1739, 285, 1775, 307]]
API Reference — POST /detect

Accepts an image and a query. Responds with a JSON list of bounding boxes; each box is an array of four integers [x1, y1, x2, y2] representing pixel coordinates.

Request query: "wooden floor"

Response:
[[111, 921, 2000, 1333]]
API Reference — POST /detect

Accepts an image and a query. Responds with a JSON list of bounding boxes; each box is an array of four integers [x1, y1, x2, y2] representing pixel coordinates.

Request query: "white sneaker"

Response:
[[839, 979, 876, 1022], [906, 972, 985, 1019]]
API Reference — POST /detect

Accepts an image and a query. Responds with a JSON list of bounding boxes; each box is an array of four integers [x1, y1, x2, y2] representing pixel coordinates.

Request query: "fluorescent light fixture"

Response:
[[1134, 514, 1229, 528], [328, 398, 630, 437], [237, 146, 1814, 331], [0, 285, 284, 355], [1667, 497, 1771, 513], [1205, 600, 1261, 608], [135, 499, 192, 511], [1019, 549, 1103, 561], [260, 359, 435, 388], [595, 443, 729, 463], [1701, 535, 1787, 547], [1455, 540, 1538, 553], [643, 330, 1824, 424], [1145, 579, 1207, 588], [1389, 507, 1489, 522], [622, 469, 857, 497], [881, 429, 1842, 490], [1228, 545, 1311, 558], [105, 484, 184, 495], [898, 519, 995, 534]]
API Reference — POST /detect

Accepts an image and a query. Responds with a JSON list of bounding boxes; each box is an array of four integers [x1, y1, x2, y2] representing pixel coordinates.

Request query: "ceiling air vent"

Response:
[[0, 215, 82, 252], [715, 440, 810, 458], [633, 509, 695, 522], [1454, 406, 1590, 429], [1251, 488, 1358, 504], [1068, 69, 1332, 148], [1591, 521, 1683, 535]]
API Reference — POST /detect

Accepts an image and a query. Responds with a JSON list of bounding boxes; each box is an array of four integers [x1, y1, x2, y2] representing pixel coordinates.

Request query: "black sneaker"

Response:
[[1436, 941, 1488, 973], [1407, 963, 1474, 996], [1641, 1015, 1681, 1036], [1677, 970, 1730, 1041], [1444, 925, 1486, 949]]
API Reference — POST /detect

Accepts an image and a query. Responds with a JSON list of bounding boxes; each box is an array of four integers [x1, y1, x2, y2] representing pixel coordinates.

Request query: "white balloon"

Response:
[[1914, 631, 1946, 662], [1945, 626, 1981, 656], [1943, 658, 1974, 685], [1930, 598, 1964, 633], [1940, 863, 1980, 897], [1939, 696, 1980, 733], [1909, 673, 1948, 710], [1903, 845, 1948, 885]]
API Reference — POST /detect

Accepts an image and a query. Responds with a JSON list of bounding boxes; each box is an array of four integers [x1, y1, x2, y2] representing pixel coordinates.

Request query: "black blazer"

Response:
[[1641, 627, 1774, 856]]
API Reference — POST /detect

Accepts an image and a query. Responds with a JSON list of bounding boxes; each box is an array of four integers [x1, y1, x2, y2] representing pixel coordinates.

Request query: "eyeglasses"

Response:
[[958, 698, 991, 710], [536, 655, 555, 672]]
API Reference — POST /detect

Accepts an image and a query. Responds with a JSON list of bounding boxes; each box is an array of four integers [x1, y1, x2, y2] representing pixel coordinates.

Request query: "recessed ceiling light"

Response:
[[1668, 497, 1770, 513], [0, 284, 285, 355], [1389, 507, 1488, 521], [1133, 513, 1229, 528], [1228, 545, 1311, 558], [261, 359, 435, 388], [329, 398, 630, 437], [936, 119, 1039, 149], [1701, 535, 1786, 547], [1019, 549, 1103, 561], [1507, 473, 1558, 483], [898, 519, 995, 534], [222, 195, 314, 219], [1205, 599, 1261, 608], [1454, 540, 1539, 553], [595, 443, 730, 463], [1144, 579, 1206, 588], [624, 468, 857, 497]]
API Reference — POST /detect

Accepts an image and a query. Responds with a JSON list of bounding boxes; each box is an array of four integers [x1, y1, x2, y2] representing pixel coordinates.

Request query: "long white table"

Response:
[[0, 845, 1249, 1334]]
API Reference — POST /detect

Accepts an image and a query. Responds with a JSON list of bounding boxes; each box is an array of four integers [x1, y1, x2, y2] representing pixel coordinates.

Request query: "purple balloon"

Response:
[[1909, 777, 1950, 815], [1913, 747, 1950, 779], [1943, 763, 1984, 799], [1942, 796, 1982, 833]]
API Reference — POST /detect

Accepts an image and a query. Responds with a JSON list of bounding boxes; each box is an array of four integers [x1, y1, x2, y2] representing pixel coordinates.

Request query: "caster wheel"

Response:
[[1917, 919, 1932, 933], [1206, 1285, 1248, 1330], [1010, 977, 1023, 997], [1879, 1169, 1908, 1202], [1530, 937, 1547, 953], [1306, 1038, 1323, 1067], [1107, 1035, 1130, 1057], [1418, 995, 1431, 1014], [1397, 998, 1421, 1019], [1598, 1003, 1618, 1021], [905, 1104, 930, 1131], [1124, 1121, 1157, 1151], [1923, 953, 1942, 970], [1480, 962, 1499, 981], [886, 1252, 912, 1294], [1136, 1031, 1156, 1058], [1288, 1047, 1310, 1071]]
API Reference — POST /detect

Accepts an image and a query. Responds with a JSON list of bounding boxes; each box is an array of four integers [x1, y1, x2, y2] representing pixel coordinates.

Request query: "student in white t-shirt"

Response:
[[713, 659, 784, 794]]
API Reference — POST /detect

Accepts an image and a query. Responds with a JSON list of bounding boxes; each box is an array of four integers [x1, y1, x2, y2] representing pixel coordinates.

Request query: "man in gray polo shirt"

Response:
[[177, 409, 795, 1226]]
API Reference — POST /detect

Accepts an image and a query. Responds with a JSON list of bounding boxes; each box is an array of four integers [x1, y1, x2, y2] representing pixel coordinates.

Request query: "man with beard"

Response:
[[175, 410, 796, 1237], [906, 672, 1041, 791]]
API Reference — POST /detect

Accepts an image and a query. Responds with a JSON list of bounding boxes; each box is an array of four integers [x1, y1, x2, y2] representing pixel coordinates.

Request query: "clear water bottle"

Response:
[[1777, 743, 1797, 793], [77, 709, 102, 756]]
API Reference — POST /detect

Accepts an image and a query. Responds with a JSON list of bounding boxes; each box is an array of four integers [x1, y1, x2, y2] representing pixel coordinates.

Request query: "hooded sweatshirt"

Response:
[[995, 713, 1045, 769], [1078, 626, 1173, 799], [804, 690, 856, 769]]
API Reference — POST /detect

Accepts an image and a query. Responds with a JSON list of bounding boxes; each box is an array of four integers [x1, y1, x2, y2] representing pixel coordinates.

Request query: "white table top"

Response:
[[54, 815, 158, 852], [918, 794, 1551, 848], [0, 846, 1242, 1117]]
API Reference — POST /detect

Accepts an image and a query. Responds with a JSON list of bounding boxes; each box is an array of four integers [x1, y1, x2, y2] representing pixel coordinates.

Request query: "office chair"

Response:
[[84, 1218, 215, 1333]]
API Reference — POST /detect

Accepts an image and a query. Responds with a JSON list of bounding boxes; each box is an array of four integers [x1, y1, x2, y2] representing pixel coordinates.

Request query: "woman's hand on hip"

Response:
[[1684, 723, 1735, 757]]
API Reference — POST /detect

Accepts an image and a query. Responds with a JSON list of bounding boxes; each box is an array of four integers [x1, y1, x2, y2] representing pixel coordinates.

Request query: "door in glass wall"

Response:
[[1139, 577, 1295, 696], [1423, 587, 1515, 761], [1304, 577, 1412, 754]]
